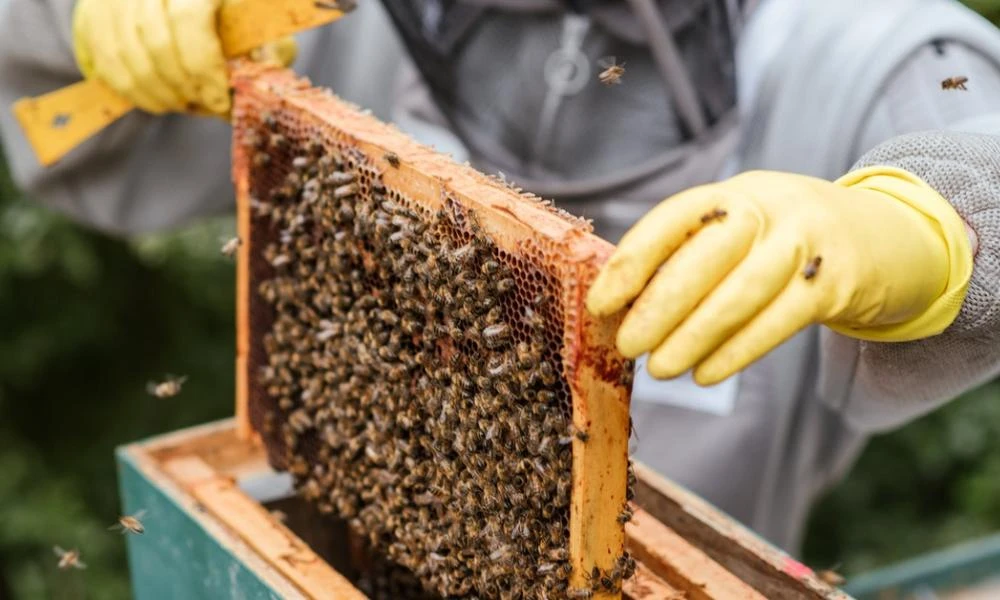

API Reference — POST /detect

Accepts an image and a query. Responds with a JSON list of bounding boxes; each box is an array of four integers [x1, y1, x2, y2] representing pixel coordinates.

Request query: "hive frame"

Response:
[[230, 62, 631, 597]]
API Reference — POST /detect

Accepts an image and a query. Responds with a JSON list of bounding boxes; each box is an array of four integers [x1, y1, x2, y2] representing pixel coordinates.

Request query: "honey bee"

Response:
[[314, 0, 357, 13], [941, 76, 968, 90], [54, 546, 86, 570], [803, 256, 822, 280], [384, 152, 401, 168], [270, 509, 289, 523], [109, 509, 147, 535], [817, 564, 846, 586], [334, 182, 359, 199], [700, 207, 727, 224], [220, 236, 241, 258], [617, 504, 634, 524], [495, 278, 515, 294], [270, 254, 291, 268], [547, 547, 569, 561], [598, 57, 626, 86], [146, 375, 187, 398]]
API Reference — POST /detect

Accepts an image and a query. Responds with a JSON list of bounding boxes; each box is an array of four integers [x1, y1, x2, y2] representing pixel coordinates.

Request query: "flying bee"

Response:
[[220, 236, 241, 258], [54, 546, 86, 570], [941, 76, 968, 90], [598, 57, 626, 85], [109, 510, 147, 535], [147, 375, 187, 398], [803, 255, 822, 280]]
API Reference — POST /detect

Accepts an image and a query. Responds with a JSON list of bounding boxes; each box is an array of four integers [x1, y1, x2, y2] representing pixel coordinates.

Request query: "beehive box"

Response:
[[116, 419, 853, 599]]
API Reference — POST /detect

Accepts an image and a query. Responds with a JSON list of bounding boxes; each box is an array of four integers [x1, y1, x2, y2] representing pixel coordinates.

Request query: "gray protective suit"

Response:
[[2, 0, 1000, 553]]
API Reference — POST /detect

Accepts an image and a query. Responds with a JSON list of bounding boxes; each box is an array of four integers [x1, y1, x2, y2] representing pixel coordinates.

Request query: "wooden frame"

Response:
[[229, 62, 631, 596], [118, 420, 852, 599]]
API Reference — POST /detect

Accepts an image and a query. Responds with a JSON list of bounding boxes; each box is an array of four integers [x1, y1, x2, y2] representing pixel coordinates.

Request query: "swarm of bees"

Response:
[[246, 113, 636, 599], [598, 57, 626, 86], [941, 76, 968, 90], [147, 375, 187, 399]]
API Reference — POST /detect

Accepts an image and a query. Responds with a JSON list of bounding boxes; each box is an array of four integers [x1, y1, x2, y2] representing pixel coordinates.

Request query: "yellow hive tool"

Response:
[[11, 0, 352, 167]]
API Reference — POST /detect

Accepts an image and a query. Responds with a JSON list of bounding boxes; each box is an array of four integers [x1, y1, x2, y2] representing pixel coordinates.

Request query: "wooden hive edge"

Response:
[[121, 424, 363, 599], [128, 422, 851, 599], [229, 62, 632, 598]]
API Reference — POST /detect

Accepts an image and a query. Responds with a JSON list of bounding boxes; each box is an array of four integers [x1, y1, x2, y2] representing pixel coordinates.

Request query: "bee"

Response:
[[54, 546, 86, 570], [384, 152, 401, 168], [252, 152, 271, 168], [270, 509, 288, 523], [575, 429, 590, 443], [271, 254, 291, 268], [538, 360, 558, 385], [483, 323, 510, 347], [109, 509, 147, 535], [147, 375, 187, 398], [817, 564, 846, 586], [617, 504, 634, 524], [486, 355, 512, 377], [598, 57, 626, 85], [220, 236, 241, 258], [314, 0, 358, 14], [700, 207, 727, 224], [545, 547, 570, 562], [495, 278, 515, 294], [334, 182, 359, 199], [803, 256, 822, 280], [941, 76, 968, 90]]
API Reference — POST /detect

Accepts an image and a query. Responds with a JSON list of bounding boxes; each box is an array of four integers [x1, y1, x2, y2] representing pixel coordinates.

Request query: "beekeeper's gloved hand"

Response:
[[586, 168, 974, 386], [72, 0, 297, 117]]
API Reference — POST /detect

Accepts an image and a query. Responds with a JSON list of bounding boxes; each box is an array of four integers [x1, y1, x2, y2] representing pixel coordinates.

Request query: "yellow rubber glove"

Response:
[[72, 0, 297, 117], [586, 167, 974, 386]]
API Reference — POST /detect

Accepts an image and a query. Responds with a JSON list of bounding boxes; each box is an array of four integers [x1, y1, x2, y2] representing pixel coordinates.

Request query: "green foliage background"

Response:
[[2, 4, 1000, 596]]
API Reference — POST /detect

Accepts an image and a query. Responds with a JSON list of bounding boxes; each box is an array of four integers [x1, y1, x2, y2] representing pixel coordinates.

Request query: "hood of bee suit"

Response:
[[382, 0, 757, 242]]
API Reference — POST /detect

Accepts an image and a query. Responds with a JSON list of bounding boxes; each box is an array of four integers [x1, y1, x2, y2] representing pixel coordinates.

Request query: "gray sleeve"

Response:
[[819, 42, 1000, 431], [0, 0, 410, 235], [0, 0, 235, 234]]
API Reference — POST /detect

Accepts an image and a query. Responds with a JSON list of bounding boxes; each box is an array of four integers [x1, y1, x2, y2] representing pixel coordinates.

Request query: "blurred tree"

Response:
[[964, 0, 1000, 25], [0, 150, 236, 599]]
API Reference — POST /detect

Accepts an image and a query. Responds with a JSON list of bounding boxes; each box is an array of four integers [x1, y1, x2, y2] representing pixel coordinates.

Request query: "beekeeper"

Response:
[[3, 0, 1000, 553]]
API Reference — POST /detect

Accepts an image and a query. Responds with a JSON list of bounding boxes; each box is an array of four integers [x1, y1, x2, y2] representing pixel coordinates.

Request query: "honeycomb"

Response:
[[231, 63, 633, 599]]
